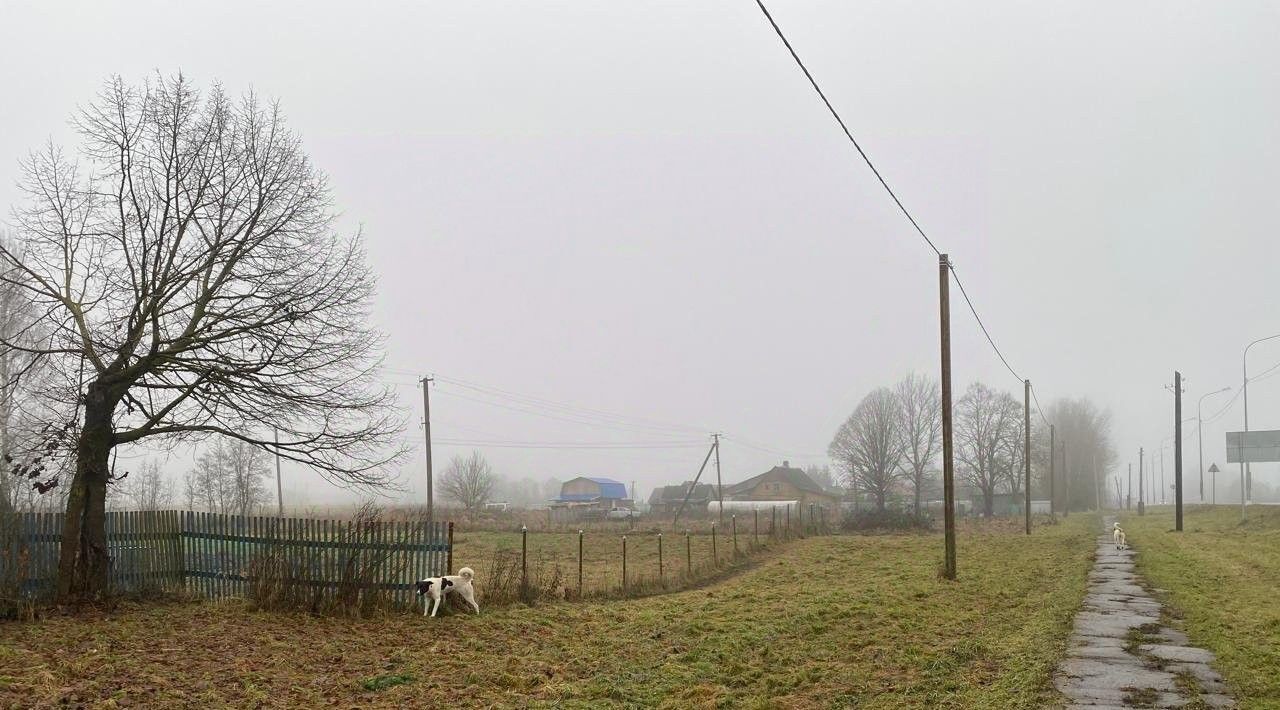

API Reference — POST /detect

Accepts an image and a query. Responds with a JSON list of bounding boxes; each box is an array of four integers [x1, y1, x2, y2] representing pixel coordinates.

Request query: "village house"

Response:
[[725, 462, 839, 509], [647, 481, 719, 516], [548, 476, 632, 520]]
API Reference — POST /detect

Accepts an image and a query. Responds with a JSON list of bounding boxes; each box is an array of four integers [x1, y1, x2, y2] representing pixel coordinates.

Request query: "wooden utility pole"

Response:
[[1127, 463, 1132, 510], [1175, 371, 1184, 531], [274, 427, 283, 517], [1049, 424, 1056, 515], [1062, 440, 1069, 517], [1024, 379, 1032, 535], [939, 254, 957, 580], [712, 433, 724, 524], [673, 441, 717, 528], [421, 376, 434, 522], [1138, 447, 1145, 516]]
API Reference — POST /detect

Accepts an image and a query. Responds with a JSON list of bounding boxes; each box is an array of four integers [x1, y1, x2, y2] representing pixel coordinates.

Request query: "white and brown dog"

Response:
[[415, 567, 479, 617], [1112, 522, 1127, 549]]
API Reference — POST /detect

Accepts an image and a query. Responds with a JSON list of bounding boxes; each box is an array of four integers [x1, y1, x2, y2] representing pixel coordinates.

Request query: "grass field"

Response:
[[456, 525, 766, 600], [0, 515, 1097, 708], [1119, 505, 1280, 708]]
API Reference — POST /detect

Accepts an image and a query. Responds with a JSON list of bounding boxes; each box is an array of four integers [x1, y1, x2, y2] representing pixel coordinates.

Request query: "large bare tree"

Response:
[[1, 75, 404, 600], [440, 451, 496, 512], [829, 388, 905, 512], [894, 372, 940, 514], [955, 382, 1021, 517]]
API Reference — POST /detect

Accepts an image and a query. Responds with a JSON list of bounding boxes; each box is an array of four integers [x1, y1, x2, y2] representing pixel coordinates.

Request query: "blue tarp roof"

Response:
[[583, 478, 628, 499], [553, 477, 628, 502]]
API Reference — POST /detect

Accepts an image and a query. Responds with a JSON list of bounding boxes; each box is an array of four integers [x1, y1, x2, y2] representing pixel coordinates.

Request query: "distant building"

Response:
[[483, 501, 511, 512], [647, 482, 719, 516], [549, 477, 633, 520], [725, 462, 839, 509]]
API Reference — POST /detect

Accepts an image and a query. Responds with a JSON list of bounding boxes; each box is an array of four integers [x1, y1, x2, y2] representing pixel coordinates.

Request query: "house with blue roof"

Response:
[[550, 476, 632, 515]]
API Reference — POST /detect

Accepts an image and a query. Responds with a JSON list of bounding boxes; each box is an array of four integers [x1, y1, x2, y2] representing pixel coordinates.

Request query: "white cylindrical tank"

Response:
[[706, 500, 798, 513]]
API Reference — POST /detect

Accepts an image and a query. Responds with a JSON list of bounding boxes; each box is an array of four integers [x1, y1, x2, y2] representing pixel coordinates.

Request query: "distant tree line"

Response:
[[829, 373, 1115, 517]]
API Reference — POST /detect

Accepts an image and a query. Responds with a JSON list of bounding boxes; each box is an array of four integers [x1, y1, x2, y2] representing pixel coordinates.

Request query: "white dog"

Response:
[[415, 576, 453, 617], [416, 567, 479, 617], [1112, 522, 1127, 549]]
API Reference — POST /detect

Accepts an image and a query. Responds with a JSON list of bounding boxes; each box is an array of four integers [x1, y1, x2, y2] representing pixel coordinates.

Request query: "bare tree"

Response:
[[0, 75, 405, 600], [183, 438, 270, 515], [1036, 397, 1116, 511], [804, 464, 837, 492], [113, 458, 174, 511], [955, 382, 1021, 517], [894, 373, 941, 514], [440, 451, 496, 512], [829, 388, 905, 512]]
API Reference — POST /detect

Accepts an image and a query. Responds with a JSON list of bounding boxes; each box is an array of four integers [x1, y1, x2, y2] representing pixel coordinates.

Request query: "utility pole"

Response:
[[1138, 447, 1145, 516], [939, 254, 957, 580], [421, 376, 434, 522], [1197, 388, 1230, 503], [274, 427, 283, 518], [1159, 447, 1165, 505], [1175, 371, 1184, 531], [1024, 379, 1031, 535], [1062, 440, 1069, 517], [1093, 453, 1101, 512], [1049, 424, 1056, 515], [1127, 463, 1132, 510], [712, 433, 723, 524]]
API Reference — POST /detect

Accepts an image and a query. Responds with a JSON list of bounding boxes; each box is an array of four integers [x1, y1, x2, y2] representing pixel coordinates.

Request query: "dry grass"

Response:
[[0, 514, 1096, 708], [456, 525, 775, 602], [1120, 505, 1280, 708]]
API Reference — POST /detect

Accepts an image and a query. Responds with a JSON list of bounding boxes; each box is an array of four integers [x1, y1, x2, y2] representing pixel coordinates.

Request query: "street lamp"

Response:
[[1242, 333, 1280, 503], [1197, 387, 1231, 503], [1208, 463, 1220, 505]]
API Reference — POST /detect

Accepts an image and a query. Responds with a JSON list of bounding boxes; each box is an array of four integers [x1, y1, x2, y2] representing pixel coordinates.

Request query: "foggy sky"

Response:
[[2, 1, 1278, 506]]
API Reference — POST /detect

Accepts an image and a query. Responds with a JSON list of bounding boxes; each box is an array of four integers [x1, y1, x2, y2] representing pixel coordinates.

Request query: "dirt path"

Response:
[[1053, 516, 1235, 708]]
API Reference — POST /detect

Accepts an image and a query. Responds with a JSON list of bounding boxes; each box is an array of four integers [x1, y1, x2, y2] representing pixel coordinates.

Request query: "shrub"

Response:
[[841, 508, 933, 532]]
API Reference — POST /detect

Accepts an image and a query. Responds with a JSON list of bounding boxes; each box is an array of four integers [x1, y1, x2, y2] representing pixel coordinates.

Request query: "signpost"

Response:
[[1225, 431, 1280, 521]]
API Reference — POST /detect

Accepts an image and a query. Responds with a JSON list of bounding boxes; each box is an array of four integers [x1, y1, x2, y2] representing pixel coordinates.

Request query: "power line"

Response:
[[752, 0, 1041, 400], [751, 0, 940, 257], [432, 438, 707, 450], [948, 264, 1024, 384]]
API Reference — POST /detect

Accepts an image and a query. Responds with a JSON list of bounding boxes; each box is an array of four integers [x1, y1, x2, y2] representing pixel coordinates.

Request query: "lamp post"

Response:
[[1197, 387, 1231, 503], [1208, 463, 1220, 505], [1242, 334, 1280, 503]]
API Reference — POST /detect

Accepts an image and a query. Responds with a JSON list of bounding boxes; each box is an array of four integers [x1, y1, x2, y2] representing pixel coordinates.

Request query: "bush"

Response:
[[841, 508, 933, 532]]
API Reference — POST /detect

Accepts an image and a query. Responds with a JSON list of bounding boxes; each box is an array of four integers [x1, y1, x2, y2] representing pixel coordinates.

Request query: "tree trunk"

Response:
[[983, 485, 995, 518], [913, 472, 922, 515], [56, 382, 115, 602]]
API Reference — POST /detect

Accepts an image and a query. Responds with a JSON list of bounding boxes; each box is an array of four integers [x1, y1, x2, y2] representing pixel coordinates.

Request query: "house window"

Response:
[[768, 483, 781, 493]]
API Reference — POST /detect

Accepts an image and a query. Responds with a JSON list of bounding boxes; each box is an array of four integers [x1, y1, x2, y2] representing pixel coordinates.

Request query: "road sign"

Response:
[[1225, 430, 1280, 463]]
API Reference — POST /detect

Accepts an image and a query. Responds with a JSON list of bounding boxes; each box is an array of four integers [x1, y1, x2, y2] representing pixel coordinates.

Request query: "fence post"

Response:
[[658, 533, 663, 581], [577, 529, 584, 600], [621, 535, 628, 594], [772, 506, 777, 540], [786, 505, 791, 539], [754, 509, 759, 548], [711, 523, 717, 565], [809, 504, 816, 535], [447, 521, 454, 574], [520, 525, 528, 604], [732, 514, 738, 558], [685, 529, 692, 578]]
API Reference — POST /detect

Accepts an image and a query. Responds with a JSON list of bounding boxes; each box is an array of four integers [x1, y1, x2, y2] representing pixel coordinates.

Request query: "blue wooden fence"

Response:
[[1, 511, 451, 607]]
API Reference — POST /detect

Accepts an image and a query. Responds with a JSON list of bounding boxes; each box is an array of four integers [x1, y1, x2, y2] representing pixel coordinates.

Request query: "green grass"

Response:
[[1120, 505, 1280, 709], [0, 515, 1097, 708]]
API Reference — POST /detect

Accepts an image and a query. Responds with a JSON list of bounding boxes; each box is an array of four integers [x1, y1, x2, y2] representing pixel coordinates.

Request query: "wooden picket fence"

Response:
[[0, 510, 451, 608]]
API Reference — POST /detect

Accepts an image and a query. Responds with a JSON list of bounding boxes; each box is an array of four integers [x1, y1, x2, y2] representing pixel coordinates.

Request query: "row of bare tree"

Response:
[[829, 373, 1115, 516]]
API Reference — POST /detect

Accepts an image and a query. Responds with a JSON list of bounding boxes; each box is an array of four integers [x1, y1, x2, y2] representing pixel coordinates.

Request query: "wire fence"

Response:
[[465, 503, 835, 606]]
